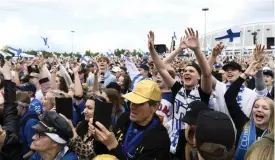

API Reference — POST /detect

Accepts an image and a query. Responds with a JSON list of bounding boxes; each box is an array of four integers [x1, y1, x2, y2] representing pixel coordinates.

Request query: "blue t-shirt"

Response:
[[20, 110, 39, 155], [30, 151, 79, 160]]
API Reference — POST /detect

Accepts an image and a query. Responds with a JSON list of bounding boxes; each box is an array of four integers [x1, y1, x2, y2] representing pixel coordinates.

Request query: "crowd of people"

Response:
[[0, 27, 273, 160]]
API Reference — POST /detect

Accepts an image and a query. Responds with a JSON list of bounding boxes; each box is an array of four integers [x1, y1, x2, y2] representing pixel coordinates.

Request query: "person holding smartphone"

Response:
[[86, 56, 116, 87]]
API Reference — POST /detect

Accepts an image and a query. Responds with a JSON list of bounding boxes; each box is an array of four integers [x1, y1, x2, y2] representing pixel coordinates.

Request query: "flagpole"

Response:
[[71, 31, 75, 54], [202, 8, 209, 55]]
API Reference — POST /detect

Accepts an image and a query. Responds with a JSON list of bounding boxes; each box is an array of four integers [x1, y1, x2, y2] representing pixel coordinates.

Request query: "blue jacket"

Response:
[[86, 70, 116, 87], [20, 109, 39, 155], [30, 151, 79, 160]]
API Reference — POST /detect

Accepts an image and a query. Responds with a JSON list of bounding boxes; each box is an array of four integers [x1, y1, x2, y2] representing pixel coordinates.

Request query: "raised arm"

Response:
[[208, 42, 224, 89], [182, 28, 212, 94], [163, 47, 182, 65], [73, 63, 83, 97], [148, 31, 176, 88], [224, 61, 260, 130], [253, 44, 267, 96]]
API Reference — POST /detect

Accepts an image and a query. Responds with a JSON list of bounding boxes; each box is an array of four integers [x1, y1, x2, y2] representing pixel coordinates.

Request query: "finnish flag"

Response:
[[81, 56, 90, 64], [7, 46, 22, 56], [215, 29, 241, 43]]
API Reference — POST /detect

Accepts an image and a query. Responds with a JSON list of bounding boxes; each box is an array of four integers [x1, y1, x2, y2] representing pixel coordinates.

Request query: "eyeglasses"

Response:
[[35, 131, 47, 139]]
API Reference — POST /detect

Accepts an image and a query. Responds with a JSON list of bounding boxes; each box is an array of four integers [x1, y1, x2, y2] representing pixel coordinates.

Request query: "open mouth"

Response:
[[255, 114, 264, 121], [184, 76, 191, 82]]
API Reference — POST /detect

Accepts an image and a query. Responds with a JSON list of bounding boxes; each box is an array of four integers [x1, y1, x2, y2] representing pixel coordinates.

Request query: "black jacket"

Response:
[[110, 112, 170, 160], [0, 80, 23, 160]]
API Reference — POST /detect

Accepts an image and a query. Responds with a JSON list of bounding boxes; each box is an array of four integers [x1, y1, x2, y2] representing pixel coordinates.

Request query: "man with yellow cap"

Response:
[[89, 80, 170, 160]]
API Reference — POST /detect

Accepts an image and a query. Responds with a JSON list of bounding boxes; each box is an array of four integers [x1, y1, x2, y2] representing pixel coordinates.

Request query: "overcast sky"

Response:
[[0, 0, 274, 53]]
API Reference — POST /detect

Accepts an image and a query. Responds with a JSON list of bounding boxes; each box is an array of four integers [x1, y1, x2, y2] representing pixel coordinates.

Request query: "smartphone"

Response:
[[55, 97, 73, 120], [93, 99, 113, 130], [100, 72, 105, 84]]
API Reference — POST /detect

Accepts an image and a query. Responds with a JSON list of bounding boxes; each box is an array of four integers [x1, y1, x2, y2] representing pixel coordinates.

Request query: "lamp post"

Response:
[[71, 30, 75, 53], [202, 8, 209, 54]]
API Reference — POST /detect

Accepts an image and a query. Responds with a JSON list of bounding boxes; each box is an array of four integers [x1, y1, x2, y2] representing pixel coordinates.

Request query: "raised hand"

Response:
[[72, 62, 80, 73], [148, 31, 155, 51], [244, 60, 262, 77], [212, 42, 224, 57], [0, 60, 12, 80], [182, 28, 200, 51], [253, 44, 265, 62], [179, 36, 188, 49]]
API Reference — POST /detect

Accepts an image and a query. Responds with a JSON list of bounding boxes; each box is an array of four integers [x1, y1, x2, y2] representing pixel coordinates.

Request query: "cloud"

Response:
[[0, 0, 273, 53]]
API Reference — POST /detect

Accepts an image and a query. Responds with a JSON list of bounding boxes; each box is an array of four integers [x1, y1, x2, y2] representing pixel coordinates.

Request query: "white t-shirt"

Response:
[[211, 80, 258, 117]]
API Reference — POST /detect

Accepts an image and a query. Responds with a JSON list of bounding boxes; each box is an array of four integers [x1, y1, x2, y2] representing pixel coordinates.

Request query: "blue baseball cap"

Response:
[[17, 82, 37, 93], [139, 64, 150, 71]]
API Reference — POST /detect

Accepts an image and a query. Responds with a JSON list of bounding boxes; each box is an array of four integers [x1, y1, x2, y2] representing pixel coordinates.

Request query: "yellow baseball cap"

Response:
[[123, 80, 161, 104]]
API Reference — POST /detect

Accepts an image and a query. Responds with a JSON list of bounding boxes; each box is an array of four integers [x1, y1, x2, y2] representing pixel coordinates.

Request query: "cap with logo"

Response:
[[32, 111, 73, 144], [122, 80, 161, 104]]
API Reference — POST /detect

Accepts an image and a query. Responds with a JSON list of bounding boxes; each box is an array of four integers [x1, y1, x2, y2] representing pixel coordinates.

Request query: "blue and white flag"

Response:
[[80, 56, 90, 64], [215, 29, 241, 43], [41, 37, 49, 48], [7, 46, 22, 56]]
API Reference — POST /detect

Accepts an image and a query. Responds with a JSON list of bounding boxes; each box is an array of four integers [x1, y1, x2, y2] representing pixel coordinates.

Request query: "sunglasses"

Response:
[[35, 131, 47, 139]]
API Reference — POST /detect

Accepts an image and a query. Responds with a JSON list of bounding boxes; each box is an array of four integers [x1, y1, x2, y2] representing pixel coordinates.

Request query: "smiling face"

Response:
[[252, 98, 272, 129], [264, 75, 273, 88], [98, 58, 109, 72], [182, 66, 200, 89], [84, 100, 95, 121], [225, 68, 241, 83], [117, 76, 125, 90]]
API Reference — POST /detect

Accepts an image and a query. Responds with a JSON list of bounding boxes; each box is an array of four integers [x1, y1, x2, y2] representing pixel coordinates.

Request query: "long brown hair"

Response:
[[57, 76, 68, 93], [185, 126, 196, 160], [104, 89, 123, 124]]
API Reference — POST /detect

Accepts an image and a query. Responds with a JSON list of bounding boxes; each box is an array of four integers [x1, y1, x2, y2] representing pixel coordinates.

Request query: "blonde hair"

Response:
[[245, 134, 274, 160], [251, 97, 274, 134]]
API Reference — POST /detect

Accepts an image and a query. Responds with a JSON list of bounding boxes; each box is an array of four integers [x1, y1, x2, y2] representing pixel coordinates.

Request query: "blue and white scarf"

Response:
[[235, 121, 268, 160], [226, 81, 245, 106]]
